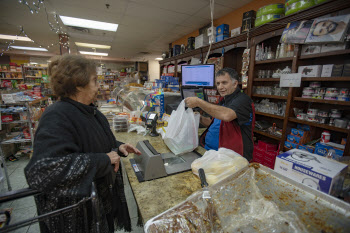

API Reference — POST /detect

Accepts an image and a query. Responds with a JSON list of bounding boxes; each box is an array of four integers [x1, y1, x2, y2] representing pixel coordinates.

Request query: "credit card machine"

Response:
[[147, 113, 159, 137]]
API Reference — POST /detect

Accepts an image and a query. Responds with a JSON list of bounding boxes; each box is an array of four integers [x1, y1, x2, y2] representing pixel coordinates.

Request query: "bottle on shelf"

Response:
[[279, 43, 286, 58], [255, 45, 260, 61], [276, 44, 280, 59]]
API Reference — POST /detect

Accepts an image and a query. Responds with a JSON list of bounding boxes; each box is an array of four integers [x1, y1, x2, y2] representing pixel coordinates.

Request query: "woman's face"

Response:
[[78, 73, 99, 104], [313, 21, 337, 36]]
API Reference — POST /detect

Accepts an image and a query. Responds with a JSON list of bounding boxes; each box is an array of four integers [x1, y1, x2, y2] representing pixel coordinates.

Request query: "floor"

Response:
[[0, 155, 144, 233]]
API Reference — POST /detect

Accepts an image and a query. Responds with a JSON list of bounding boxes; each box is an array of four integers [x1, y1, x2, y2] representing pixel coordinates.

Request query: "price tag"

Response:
[[280, 73, 302, 87], [1, 94, 16, 104]]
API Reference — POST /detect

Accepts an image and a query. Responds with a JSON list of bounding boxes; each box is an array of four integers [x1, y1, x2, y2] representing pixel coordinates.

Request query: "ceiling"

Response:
[[0, 0, 253, 62]]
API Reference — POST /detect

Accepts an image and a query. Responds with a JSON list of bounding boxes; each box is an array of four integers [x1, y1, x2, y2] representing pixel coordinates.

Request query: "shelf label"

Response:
[[280, 73, 301, 87]]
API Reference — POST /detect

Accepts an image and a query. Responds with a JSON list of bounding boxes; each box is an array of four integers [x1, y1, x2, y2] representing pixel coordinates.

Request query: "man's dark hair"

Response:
[[215, 67, 239, 82]]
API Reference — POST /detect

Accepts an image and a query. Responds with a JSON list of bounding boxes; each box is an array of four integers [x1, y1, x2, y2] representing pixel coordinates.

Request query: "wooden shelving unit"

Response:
[[299, 49, 350, 60], [294, 97, 350, 106], [252, 94, 287, 100], [255, 111, 285, 120], [255, 57, 293, 65], [254, 129, 282, 141], [25, 76, 42, 78], [289, 118, 349, 134], [253, 78, 280, 82], [301, 77, 350, 81], [0, 78, 23, 80]]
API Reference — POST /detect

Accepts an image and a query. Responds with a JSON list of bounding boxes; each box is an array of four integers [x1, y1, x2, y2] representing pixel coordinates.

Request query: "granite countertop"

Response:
[[114, 128, 206, 223]]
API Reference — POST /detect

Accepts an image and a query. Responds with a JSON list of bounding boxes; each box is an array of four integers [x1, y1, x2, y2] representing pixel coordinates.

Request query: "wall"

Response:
[[148, 60, 160, 81], [172, 0, 282, 46]]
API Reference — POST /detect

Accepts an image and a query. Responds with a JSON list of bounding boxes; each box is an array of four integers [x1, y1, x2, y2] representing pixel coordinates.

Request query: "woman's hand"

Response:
[[118, 143, 142, 156], [107, 151, 121, 172]]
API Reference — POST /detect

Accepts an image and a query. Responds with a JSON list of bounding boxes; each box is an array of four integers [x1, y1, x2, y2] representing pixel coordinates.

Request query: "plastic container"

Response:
[[339, 88, 349, 95], [309, 82, 321, 88], [285, 0, 316, 16], [314, 87, 326, 95], [307, 108, 319, 115], [307, 114, 317, 122], [325, 88, 339, 95], [297, 113, 307, 120], [330, 112, 341, 118], [302, 87, 315, 95], [334, 118, 348, 128], [321, 131, 331, 143], [318, 111, 329, 117], [255, 14, 284, 27], [256, 4, 285, 17], [317, 116, 329, 124], [336, 95, 350, 101]]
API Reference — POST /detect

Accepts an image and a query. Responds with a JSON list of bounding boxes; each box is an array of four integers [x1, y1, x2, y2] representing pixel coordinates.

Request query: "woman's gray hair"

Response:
[[215, 67, 239, 82]]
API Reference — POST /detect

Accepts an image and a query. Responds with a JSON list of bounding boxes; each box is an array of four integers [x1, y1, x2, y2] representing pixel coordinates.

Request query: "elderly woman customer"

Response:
[[24, 54, 140, 233]]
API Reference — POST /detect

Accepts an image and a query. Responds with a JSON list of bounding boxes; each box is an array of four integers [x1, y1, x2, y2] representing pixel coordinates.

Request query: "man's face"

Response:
[[313, 21, 337, 36], [215, 73, 237, 97]]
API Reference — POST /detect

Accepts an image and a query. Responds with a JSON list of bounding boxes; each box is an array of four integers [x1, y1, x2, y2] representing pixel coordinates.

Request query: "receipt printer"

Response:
[[130, 140, 201, 182]]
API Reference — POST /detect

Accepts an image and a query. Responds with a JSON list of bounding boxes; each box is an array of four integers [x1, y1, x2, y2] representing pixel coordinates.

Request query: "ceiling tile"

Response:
[[195, 4, 233, 20], [129, 0, 208, 15], [214, 0, 253, 9]]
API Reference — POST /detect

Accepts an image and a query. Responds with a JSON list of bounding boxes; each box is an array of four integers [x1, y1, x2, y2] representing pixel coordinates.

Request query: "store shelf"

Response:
[[1, 138, 31, 145], [25, 76, 42, 78], [23, 66, 47, 69], [255, 111, 285, 119], [255, 57, 293, 65], [0, 78, 24, 80], [299, 49, 350, 60], [0, 71, 22, 73], [253, 78, 280, 81], [28, 97, 49, 106], [289, 118, 349, 133], [1, 120, 29, 125], [294, 97, 350, 106], [301, 77, 350, 81], [254, 129, 281, 141], [252, 94, 287, 100]]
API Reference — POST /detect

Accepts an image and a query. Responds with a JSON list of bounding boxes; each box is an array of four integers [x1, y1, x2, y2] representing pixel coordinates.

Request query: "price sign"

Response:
[[280, 73, 302, 87]]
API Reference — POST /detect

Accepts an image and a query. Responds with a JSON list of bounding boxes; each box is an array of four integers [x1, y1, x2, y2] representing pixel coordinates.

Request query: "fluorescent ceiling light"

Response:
[[0, 34, 33, 42], [75, 42, 111, 49], [10, 46, 48, 51], [79, 51, 108, 56], [60, 15, 118, 32], [155, 58, 163, 60]]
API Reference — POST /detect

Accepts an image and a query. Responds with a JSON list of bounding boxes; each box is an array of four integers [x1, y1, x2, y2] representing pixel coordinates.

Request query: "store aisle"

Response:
[[0, 156, 144, 233]]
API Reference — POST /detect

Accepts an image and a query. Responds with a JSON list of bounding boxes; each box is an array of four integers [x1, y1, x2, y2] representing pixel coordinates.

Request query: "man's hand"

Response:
[[185, 97, 201, 108], [118, 143, 142, 156], [107, 151, 121, 172]]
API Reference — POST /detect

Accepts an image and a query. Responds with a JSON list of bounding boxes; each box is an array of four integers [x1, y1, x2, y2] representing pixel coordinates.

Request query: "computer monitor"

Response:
[[181, 64, 215, 87], [181, 87, 206, 100]]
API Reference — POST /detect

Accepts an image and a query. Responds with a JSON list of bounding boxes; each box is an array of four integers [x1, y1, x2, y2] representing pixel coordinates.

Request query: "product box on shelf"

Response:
[[274, 149, 348, 196], [342, 63, 350, 77], [287, 134, 302, 144], [216, 35, 229, 42], [301, 45, 321, 55], [331, 64, 344, 77], [195, 34, 209, 49], [231, 27, 241, 37], [173, 45, 181, 56], [314, 142, 344, 158], [298, 145, 315, 153], [253, 144, 279, 169], [1, 115, 13, 122], [321, 43, 346, 53], [216, 24, 229, 36], [285, 141, 298, 149], [298, 65, 322, 77], [321, 64, 333, 77], [291, 128, 310, 143], [242, 10, 256, 32], [258, 140, 277, 152], [187, 37, 195, 51], [297, 124, 310, 131]]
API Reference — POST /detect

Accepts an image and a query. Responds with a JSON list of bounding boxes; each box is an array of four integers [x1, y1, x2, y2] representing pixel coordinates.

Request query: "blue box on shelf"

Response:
[[216, 24, 229, 36], [315, 142, 344, 158], [298, 145, 315, 153], [216, 35, 229, 42], [285, 141, 298, 149]]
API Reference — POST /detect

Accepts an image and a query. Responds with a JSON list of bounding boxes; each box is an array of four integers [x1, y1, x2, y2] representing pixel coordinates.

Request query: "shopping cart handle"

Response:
[[0, 188, 40, 203]]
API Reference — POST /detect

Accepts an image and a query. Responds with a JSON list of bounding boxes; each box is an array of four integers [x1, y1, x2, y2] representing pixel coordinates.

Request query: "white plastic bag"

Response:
[[163, 100, 200, 155], [191, 148, 248, 185]]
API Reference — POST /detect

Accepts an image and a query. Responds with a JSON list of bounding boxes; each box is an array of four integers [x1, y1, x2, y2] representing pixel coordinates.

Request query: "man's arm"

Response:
[[185, 97, 237, 122]]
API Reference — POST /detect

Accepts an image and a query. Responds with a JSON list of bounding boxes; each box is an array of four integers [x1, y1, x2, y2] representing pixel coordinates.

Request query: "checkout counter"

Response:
[[115, 129, 206, 223]]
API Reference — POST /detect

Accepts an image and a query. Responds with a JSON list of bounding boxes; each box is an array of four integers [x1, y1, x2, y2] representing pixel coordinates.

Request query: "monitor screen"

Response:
[[181, 64, 215, 87], [182, 88, 205, 100]]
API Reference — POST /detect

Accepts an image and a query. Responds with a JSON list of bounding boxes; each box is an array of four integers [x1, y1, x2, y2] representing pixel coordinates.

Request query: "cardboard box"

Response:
[[187, 37, 195, 51], [195, 34, 209, 49], [298, 145, 315, 153], [1, 115, 13, 122], [321, 43, 346, 53], [242, 10, 256, 20], [216, 35, 229, 42], [342, 63, 350, 77], [297, 124, 310, 131], [301, 45, 321, 56], [298, 65, 322, 77], [242, 18, 254, 32], [274, 149, 348, 196], [287, 134, 302, 144], [331, 64, 343, 77], [216, 24, 229, 36], [231, 27, 241, 37], [285, 141, 298, 149], [321, 64, 333, 77], [258, 140, 277, 152], [314, 142, 344, 158], [173, 45, 181, 56]]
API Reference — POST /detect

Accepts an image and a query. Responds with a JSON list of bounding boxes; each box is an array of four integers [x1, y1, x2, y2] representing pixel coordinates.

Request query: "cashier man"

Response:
[[185, 67, 255, 161]]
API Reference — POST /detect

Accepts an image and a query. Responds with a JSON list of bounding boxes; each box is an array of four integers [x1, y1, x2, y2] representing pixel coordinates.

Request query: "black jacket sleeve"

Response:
[[25, 109, 112, 197]]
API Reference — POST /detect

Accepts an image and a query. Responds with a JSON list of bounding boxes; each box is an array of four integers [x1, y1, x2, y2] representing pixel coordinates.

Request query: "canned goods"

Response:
[[321, 131, 330, 143]]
